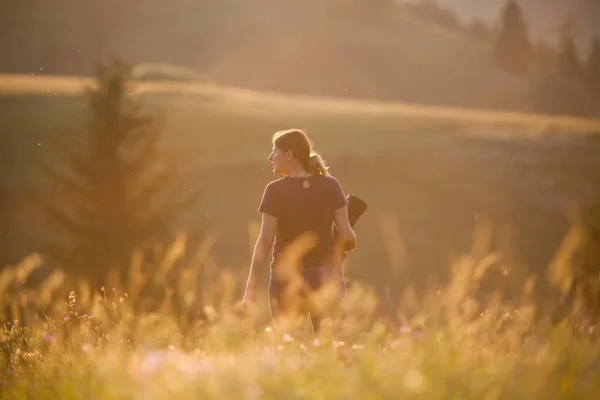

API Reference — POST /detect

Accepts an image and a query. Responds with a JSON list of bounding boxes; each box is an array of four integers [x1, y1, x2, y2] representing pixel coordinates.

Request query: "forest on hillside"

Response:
[[1, 0, 599, 117]]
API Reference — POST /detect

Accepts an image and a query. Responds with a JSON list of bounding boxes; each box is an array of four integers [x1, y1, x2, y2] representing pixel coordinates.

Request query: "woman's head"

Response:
[[268, 129, 329, 176]]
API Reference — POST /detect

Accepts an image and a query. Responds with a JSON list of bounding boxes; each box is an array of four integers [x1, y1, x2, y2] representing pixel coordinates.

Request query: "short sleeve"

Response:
[[330, 176, 349, 210], [258, 182, 279, 217]]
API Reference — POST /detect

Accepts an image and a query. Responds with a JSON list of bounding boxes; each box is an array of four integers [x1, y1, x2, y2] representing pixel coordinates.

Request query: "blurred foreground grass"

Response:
[[1, 228, 599, 400]]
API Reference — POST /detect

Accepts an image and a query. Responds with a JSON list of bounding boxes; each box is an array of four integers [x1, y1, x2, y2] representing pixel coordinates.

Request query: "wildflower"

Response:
[[399, 326, 412, 334], [260, 352, 277, 371], [41, 333, 56, 344], [403, 369, 426, 393], [245, 383, 262, 400], [282, 333, 293, 343], [139, 350, 165, 375], [175, 355, 214, 379]]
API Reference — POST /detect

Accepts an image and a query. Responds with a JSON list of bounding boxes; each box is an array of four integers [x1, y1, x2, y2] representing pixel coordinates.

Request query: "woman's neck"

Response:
[[287, 166, 310, 178]]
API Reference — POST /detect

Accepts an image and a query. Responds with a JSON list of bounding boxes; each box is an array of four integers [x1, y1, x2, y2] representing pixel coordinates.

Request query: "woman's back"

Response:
[[242, 128, 357, 332], [259, 174, 348, 268]]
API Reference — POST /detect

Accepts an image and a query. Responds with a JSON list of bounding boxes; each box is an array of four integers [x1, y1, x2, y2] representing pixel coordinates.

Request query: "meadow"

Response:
[[2, 233, 600, 399], [2, 74, 600, 398], [3, 74, 600, 288]]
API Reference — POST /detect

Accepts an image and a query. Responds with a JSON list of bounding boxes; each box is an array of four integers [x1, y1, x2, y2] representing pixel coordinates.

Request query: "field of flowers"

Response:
[[2, 234, 599, 400]]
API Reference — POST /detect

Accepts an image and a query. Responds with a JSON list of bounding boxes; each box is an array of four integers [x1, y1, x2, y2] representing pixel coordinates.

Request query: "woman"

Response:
[[241, 129, 357, 333]]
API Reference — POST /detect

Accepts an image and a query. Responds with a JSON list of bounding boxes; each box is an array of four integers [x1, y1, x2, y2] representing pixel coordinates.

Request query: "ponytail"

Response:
[[272, 129, 330, 176], [307, 154, 330, 176]]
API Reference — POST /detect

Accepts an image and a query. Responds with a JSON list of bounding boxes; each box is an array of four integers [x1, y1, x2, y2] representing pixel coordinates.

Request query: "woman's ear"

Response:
[[285, 150, 293, 161]]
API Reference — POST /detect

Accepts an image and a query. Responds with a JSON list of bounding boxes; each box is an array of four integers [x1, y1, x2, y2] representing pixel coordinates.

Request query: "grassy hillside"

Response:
[[202, 4, 534, 111], [2, 74, 600, 308], [2, 1, 537, 112], [2, 74, 597, 182]]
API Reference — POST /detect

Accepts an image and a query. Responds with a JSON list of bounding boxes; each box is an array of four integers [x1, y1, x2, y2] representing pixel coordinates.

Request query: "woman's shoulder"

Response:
[[264, 175, 341, 189], [321, 174, 343, 187], [263, 177, 287, 192]]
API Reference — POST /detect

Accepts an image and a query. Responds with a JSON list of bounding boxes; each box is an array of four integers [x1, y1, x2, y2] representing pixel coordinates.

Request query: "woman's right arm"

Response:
[[244, 212, 277, 299], [333, 205, 357, 252], [242, 182, 278, 308]]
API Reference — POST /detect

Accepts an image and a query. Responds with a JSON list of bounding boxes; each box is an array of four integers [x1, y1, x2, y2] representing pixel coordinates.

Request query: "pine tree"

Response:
[[585, 38, 600, 100], [532, 39, 556, 69], [37, 58, 199, 290], [556, 18, 582, 80], [530, 15, 599, 117], [493, 0, 533, 74]]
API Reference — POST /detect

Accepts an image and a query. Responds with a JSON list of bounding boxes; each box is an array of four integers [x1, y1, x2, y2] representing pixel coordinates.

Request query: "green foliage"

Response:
[[34, 58, 200, 290], [493, 0, 533, 75]]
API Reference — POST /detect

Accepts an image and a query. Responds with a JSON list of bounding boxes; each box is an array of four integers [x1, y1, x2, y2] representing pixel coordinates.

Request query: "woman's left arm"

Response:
[[242, 213, 278, 303]]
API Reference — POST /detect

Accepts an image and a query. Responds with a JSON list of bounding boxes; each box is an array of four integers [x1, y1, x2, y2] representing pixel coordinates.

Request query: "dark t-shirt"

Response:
[[259, 174, 348, 269]]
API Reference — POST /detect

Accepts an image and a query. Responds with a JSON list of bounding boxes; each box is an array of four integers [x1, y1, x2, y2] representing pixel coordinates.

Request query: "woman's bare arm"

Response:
[[243, 213, 278, 300], [333, 205, 357, 252]]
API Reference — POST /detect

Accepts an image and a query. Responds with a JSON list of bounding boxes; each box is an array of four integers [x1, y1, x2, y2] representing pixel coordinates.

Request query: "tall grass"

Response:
[[1, 221, 599, 399]]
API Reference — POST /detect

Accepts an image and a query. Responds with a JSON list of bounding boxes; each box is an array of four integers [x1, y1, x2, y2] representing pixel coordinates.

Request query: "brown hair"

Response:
[[272, 129, 330, 176]]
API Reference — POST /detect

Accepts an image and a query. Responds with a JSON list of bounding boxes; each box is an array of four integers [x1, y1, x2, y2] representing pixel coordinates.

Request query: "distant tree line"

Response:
[[401, 1, 495, 42], [403, 0, 600, 118], [3, 0, 597, 118], [492, 1, 600, 117]]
